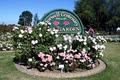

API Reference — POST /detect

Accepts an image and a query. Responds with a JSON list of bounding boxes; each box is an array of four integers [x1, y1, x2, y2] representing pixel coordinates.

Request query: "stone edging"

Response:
[[14, 59, 106, 78]]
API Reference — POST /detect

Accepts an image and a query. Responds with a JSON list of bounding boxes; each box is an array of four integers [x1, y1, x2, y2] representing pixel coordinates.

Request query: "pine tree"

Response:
[[18, 11, 33, 26]]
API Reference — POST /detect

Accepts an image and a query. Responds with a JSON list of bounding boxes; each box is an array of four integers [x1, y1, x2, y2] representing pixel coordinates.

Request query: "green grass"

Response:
[[0, 42, 120, 80]]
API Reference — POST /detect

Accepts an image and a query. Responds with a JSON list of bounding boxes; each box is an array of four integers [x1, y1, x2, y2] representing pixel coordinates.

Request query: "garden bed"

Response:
[[14, 59, 106, 78]]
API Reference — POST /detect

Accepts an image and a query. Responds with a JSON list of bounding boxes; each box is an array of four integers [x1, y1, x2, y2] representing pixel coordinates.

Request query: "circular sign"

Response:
[[40, 9, 84, 34]]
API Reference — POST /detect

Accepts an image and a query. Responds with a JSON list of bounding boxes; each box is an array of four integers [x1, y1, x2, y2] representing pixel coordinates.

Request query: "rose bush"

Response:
[[13, 22, 106, 72], [0, 32, 13, 51]]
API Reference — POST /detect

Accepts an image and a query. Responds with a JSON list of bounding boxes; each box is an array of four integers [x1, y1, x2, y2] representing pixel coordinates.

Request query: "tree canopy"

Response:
[[74, 0, 120, 30], [18, 11, 33, 26]]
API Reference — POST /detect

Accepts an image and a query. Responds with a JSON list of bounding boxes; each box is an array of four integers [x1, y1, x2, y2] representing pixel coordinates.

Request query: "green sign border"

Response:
[[40, 9, 84, 35]]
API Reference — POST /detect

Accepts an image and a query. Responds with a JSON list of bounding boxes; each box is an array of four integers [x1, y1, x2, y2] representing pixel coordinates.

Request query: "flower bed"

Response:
[[0, 41, 13, 51], [14, 59, 106, 78], [13, 22, 106, 72], [0, 32, 13, 51]]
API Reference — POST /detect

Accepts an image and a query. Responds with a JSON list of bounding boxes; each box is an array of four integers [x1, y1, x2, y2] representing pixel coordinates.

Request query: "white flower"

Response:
[[20, 30, 24, 34], [69, 40, 72, 43], [35, 40, 38, 44], [18, 34, 23, 38], [10, 47, 13, 50], [40, 63, 43, 66], [100, 45, 105, 49], [2, 48, 6, 51], [0, 44, 3, 47], [99, 52, 104, 57], [39, 22, 45, 25], [31, 40, 38, 45], [83, 42, 87, 45], [39, 28, 41, 30], [75, 35, 79, 40], [93, 45, 98, 50], [84, 36, 87, 42], [28, 58, 32, 62], [77, 32, 80, 35], [53, 47, 56, 50], [63, 45, 68, 50], [83, 48, 86, 52], [42, 67, 45, 70], [49, 47, 54, 51], [57, 44, 62, 48], [48, 23, 51, 25], [50, 31, 54, 35], [54, 29, 59, 33], [24, 30, 27, 32], [96, 55, 98, 58], [56, 56, 60, 59], [85, 31, 88, 33], [63, 35, 68, 41], [31, 40, 35, 45], [39, 34, 43, 37], [59, 44, 62, 47], [79, 39, 84, 42], [28, 30, 32, 34], [67, 50, 70, 53], [65, 61, 68, 63], [13, 27, 19, 31], [55, 34, 59, 37], [47, 29, 50, 32]]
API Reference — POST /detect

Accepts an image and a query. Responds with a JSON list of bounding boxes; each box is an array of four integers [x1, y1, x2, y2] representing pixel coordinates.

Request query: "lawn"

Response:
[[0, 42, 120, 80]]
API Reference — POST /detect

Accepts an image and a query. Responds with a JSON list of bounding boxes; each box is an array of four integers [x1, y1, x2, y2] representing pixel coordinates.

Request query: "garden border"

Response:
[[14, 59, 106, 78]]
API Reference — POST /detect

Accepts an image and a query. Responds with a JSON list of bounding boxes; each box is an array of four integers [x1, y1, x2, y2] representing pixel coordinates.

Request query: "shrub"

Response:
[[13, 22, 106, 72]]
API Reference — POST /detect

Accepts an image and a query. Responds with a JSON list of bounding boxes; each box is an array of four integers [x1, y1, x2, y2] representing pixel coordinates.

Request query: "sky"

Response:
[[0, 0, 76, 25]]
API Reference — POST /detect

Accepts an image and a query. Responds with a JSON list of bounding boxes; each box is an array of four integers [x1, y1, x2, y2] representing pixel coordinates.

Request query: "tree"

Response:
[[18, 11, 33, 26], [74, 0, 107, 29], [74, 0, 95, 28], [33, 13, 39, 26], [74, 0, 120, 31]]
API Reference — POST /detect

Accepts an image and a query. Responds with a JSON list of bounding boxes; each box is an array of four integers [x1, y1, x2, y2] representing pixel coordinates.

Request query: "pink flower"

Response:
[[65, 54, 73, 60], [80, 58, 86, 62], [88, 59, 93, 62], [71, 49, 77, 53], [92, 64, 96, 68], [74, 54, 81, 59], [87, 64, 92, 67], [47, 55, 52, 62], [53, 21, 59, 26], [25, 26, 32, 30], [63, 21, 69, 25], [58, 52, 65, 57], [50, 62, 56, 66], [44, 64, 48, 68], [38, 52, 45, 58], [81, 50, 86, 54], [69, 63, 73, 66], [42, 58, 47, 62]]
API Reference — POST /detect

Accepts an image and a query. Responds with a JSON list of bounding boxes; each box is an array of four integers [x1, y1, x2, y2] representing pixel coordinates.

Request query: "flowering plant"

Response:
[[13, 22, 106, 72], [0, 41, 13, 51], [0, 32, 13, 51]]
